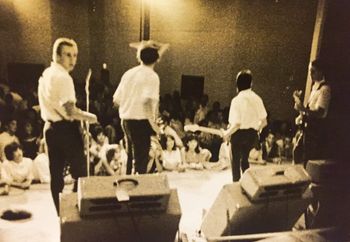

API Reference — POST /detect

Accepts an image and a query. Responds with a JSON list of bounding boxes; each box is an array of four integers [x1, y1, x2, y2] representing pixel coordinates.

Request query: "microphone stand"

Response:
[[85, 69, 92, 177]]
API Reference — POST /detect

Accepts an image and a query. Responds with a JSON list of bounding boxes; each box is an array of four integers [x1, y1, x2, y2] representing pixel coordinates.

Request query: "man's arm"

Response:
[[63, 101, 97, 123], [222, 123, 240, 140], [144, 98, 160, 134], [258, 118, 267, 134]]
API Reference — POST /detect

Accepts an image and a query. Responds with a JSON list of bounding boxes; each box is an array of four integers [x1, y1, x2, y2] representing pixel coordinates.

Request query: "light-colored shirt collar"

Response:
[[51, 62, 69, 73], [238, 88, 252, 95]]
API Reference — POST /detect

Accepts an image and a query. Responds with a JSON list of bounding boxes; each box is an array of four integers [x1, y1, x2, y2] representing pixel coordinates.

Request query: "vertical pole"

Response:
[[140, 0, 151, 41]]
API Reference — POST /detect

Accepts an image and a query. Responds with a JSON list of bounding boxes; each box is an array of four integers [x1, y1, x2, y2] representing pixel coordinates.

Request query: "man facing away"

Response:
[[38, 38, 97, 214], [113, 40, 169, 175], [222, 70, 267, 182]]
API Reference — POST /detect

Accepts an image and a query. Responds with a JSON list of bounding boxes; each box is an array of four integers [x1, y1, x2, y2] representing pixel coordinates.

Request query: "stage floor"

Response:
[[0, 169, 233, 242]]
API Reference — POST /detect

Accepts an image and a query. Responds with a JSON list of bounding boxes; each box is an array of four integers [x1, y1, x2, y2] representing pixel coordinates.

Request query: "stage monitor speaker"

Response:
[[240, 165, 311, 202], [180, 74, 204, 100], [200, 183, 312, 238], [7, 62, 45, 96], [306, 160, 338, 184], [77, 174, 171, 216], [61, 189, 181, 242]]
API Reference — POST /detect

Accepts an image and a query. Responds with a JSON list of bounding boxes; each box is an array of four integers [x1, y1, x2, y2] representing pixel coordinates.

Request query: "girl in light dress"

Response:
[[161, 135, 183, 171]]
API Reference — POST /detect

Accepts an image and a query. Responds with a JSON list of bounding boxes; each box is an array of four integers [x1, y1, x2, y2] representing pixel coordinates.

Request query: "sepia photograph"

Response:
[[0, 0, 349, 241]]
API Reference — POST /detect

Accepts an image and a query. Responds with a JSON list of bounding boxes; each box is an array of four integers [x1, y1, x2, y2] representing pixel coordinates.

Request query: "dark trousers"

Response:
[[45, 121, 86, 215], [122, 119, 153, 174], [230, 129, 258, 182], [304, 118, 329, 162]]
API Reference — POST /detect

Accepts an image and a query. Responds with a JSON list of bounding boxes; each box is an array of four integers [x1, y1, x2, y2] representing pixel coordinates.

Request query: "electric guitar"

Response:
[[292, 90, 306, 164], [184, 124, 224, 137]]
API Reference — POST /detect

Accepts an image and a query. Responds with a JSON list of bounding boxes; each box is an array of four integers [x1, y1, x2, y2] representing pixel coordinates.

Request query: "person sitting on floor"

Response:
[[1, 142, 33, 189], [181, 133, 211, 170], [106, 143, 127, 176], [32, 138, 50, 183], [89, 125, 112, 175], [161, 135, 183, 171], [262, 131, 281, 163]]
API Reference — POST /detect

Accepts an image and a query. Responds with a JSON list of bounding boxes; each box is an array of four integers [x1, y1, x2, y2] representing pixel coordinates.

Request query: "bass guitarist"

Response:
[[293, 59, 331, 166]]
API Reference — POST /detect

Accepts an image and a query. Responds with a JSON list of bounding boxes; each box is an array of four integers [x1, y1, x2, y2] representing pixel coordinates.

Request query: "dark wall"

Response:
[[147, 0, 317, 120], [0, 0, 52, 80]]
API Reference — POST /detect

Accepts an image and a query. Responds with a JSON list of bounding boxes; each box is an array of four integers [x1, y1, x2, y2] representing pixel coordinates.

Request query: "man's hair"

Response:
[[236, 70, 252, 92], [4, 142, 21, 161], [91, 125, 105, 141], [311, 58, 326, 74], [52, 38, 78, 62], [140, 47, 159, 65]]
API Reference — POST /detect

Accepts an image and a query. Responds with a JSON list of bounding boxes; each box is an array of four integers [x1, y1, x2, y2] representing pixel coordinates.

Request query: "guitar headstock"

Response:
[[184, 124, 199, 132]]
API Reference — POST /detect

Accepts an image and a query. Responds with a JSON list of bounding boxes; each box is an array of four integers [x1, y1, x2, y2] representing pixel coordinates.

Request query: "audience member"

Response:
[[0, 117, 19, 162], [181, 134, 211, 170], [161, 135, 183, 171], [261, 131, 281, 163], [1, 142, 33, 189]]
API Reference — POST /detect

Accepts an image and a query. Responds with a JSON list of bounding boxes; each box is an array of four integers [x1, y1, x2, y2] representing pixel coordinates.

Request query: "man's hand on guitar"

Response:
[[293, 90, 304, 112]]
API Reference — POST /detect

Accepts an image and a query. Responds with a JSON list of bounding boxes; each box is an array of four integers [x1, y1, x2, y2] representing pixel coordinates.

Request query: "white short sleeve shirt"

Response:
[[228, 89, 267, 130], [307, 80, 331, 118], [113, 65, 160, 120], [38, 62, 76, 122]]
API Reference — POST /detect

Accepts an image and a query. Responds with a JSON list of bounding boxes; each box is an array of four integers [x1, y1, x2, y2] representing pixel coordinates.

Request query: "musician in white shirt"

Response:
[[293, 59, 331, 162], [222, 70, 267, 181], [113, 40, 169, 174], [38, 38, 97, 214]]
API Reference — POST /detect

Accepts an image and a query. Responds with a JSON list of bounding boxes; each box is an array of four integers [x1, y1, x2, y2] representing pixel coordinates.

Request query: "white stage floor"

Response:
[[0, 169, 233, 242]]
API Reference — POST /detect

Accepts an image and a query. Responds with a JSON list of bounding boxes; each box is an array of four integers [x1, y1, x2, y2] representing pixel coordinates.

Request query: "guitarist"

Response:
[[222, 70, 267, 182], [293, 59, 331, 166]]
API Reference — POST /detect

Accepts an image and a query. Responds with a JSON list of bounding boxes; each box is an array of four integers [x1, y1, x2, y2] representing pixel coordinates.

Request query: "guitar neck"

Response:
[[196, 126, 223, 137]]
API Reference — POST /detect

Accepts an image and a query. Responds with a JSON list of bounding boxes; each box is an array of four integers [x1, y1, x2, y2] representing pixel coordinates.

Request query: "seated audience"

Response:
[[32, 139, 50, 183], [161, 135, 183, 171], [146, 136, 163, 173], [18, 120, 40, 160], [0, 117, 19, 162], [218, 137, 231, 169], [181, 134, 211, 170], [1, 142, 33, 189], [262, 131, 281, 163], [89, 125, 113, 175], [106, 143, 127, 176]]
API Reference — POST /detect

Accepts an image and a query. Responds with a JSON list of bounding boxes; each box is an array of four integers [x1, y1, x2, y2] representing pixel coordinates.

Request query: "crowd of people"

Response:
[[0, 72, 295, 194], [2, 38, 328, 217]]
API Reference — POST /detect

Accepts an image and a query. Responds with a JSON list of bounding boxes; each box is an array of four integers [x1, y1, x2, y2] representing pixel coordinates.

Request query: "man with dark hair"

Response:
[[222, 70, 267, 181], [293, 58, 331, 163], [38, 37, 97, 214], [113, 40, 169, 174], [0, 117, 19, 162], [2, 142, 33, 189]]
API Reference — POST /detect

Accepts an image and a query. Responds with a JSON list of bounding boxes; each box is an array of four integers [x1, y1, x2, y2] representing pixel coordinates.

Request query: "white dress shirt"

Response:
[[228, 89, 267, 130], [307, 80, 331, 118], [113, 65, 159, 120], [38, 62, 76, 122]]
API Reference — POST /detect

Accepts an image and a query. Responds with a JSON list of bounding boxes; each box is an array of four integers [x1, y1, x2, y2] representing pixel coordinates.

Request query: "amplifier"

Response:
[[240, 165, 311, 202], [77, 174, 171, 216], [200, 182, 312, 237], [306, 160, 337, 184], [61, 189, 181, 242]]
